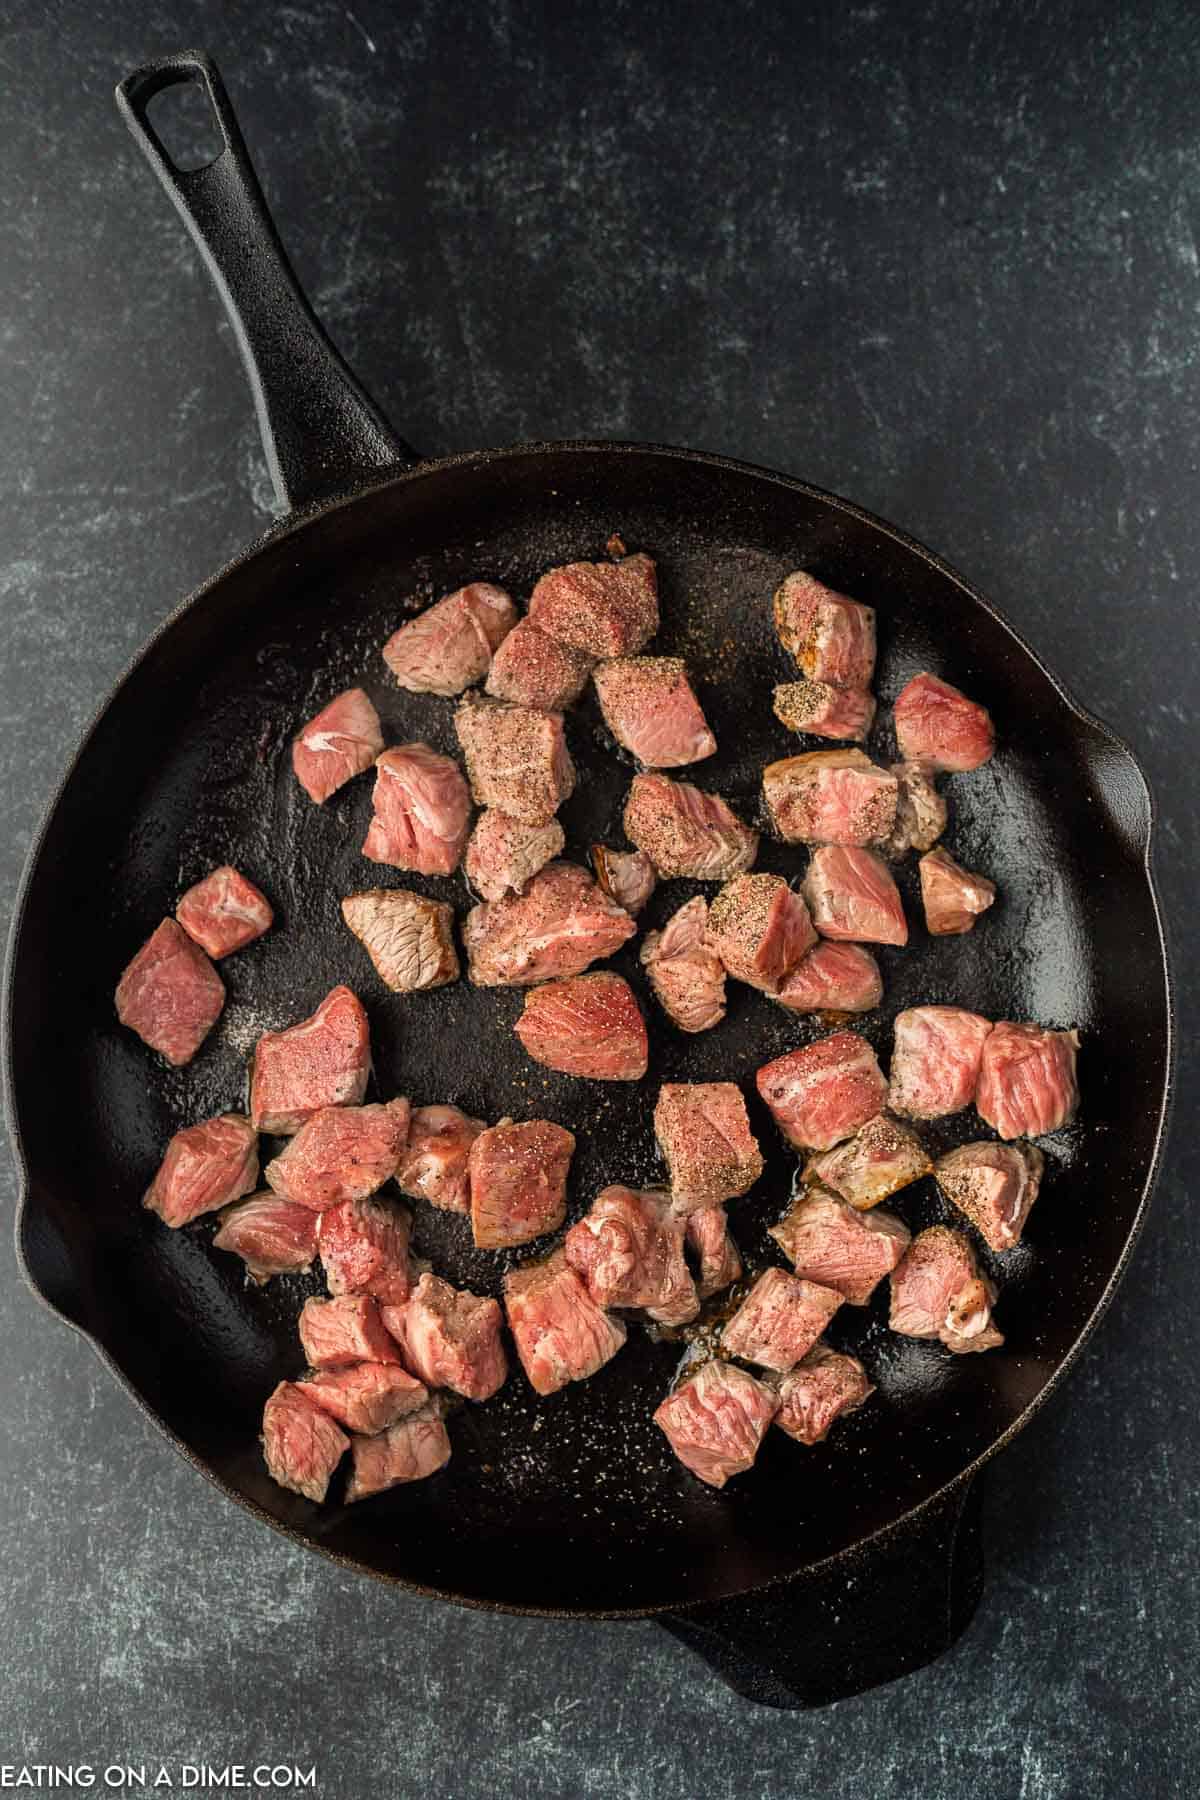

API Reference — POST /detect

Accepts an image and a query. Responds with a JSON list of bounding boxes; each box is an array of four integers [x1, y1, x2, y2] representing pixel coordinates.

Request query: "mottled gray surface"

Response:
[[0, 0, 1195, 1792]]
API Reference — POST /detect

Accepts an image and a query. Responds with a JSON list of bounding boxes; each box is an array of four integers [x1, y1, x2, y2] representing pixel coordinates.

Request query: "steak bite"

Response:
[[773, 571, 876, 688], [888, 1005, 994, 1120], [640, 896, 727, 1034], [262, 1381, 349, 1503], [265, 1100, 410, 1211], [341, 889, 460, 992], [362, 744, 472, 876], [685, 1205, 743, 1298], [212, 1193, 319, 1282], [894, 673, 995, 773], [454, 695, 575, 824], [881, 762, 947, 857], [384, 1272, 508, 1401], [463, 861, 636, 987], [503, 1250, 628, 1395], [763, 749, 898, 847], [465, 810, 565, 902], [317, 1195, 413, 1305], [706, 873, 817, 993], [590, 844, 657, 915], [144, 1112, 259, 1228], [802, 846, 908, 946], [345, 1404, 452, 1502], [975, 1021, 1080, 1139], [564, 1185, 698, 1324], [593, 656, 717, 768], [296, 1362, 429, 1436], [919, 847, 996, 937], [381, 581, 517, 696], [772, 680, 876, 743], [624, 773, 758, 881], [653, 1360, 779, 1489], [468, 1117, 576, 1249], [889, 1226, 1004, 1353], [776, 1346, 874, 1445], [396, 1104, 484, 1214], [805, 1113, 931, 1210], [775, 941, 883, 1015], [485, 618, 596, 711], [769, 1189, 911, 1305], [292, 686, 384, 805], [515, 972, 649, 1082], [720, 1267, 843, 1372], [756, 1031, 888, 1151], [298, 1295, 402, 1369], [176, 866, 273, 960], [527, 551, 659, 658], [250, 986, 371, 1135], [115, 918, 225, 1066], [936, 1141, 1045, 1252], [654, 1082, 764, 1210]]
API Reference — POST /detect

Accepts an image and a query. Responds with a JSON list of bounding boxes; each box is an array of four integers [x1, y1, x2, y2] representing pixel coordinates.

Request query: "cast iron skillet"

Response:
[[3, 52, 1172, 1709]]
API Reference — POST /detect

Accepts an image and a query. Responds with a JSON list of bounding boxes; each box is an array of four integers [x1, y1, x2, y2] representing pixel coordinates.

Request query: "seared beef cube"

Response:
[[341, 889, 460, 992], [685, 1205, 743, 1298], [212, 1193, 318, 1282], [764, 749, 898, 848], [775, 941, 883, 1015], [769, 1188, 910, 1305], [250, 986, 371, 1134], [463, 861, 636, 987], [640, 896, 727, 1033], [773, 571, 876, 687], [396, 1104, 484, 1214], [296, 1362, 428, 1435], [454, 695, 575, 824], [515, 972, 648, 1081], [115, 918, 225, 1066], [654, 1082, 764, 1210], [776, 1345, 874, 1444], [590, 845, 657, 915], [881, 762, 947, 857], [345, 1404, 452, 1502], [894, 673, 995, 773], [262, 1381, 349, 1503], [383, 1273, 508, 1401], [976, 1021, 1080, 1139], [175, 865, 273, 960], [298, 1295, 401, 1368], [528, 551, 659, 657], [706, 873, 816, 993], [888, 1005, 993, 1120], [756, 1030, 888, 1151], [805, 1113, 930, 1210], [772, 680, 876, 742], [936, 1141, 1045, 1252], [720, 1267, 842, 1372], [486, 618, 596, 710], [593, 656, 716, 768], [653, 1360, 779, 1489], [464, 810, 565, 901], [504, 1250, 628, 1395], [362, 744, 472, 875], [143, 1112, 258, 1228], [468, 1117, 575, 1249], [919, 847, 996, 936], [265, 1100, 410, 1211], [292, 686, 384, 805], [624, 773, 758, 881], [802, 846, 908, 945], [382, 581, 517, 695], [564, 1185, 698, 1324], [317, 1194, 413, 1305], [889, 1226, 1004, 1353]]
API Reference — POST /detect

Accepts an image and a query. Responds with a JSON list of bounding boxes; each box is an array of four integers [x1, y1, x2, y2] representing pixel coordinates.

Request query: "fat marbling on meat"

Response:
[[265, 1100, 410, 1211], [804, 1113, 931, 1209], [298, 1294, 403, 1369], [503, 1249, 628, 1396], [143, 1112, 258, 1228], [776, 1346, 874, 1445], [291, 687, 384, 805], [802, 846, 908, 946], [639, 896, 727, 1034], [515, 972, 649, 1081], [769, 1188, 911, 1305], [590, 845, 657, 915], [527, 551, 659, 658], [175, 865, 273, 960], [381, 581, 517, 696], [262, 1381, 348, 1503], [888, 1005, 994, 1120], [763, 750, 898, 848], [250, 986, 371, 1134], [685, 1205, 743, 1298], [894, 673, 995, 773], [295, 1362, 429, 1436], [384, 1273, 508, 1401], [720, 1267, 843, 1372], [468, 1117, 576, 1249], [654, 1082, 764, 1211], [345, 1404, 452, 1502], [889, 1225, 1004, 1353], [317, 1194, 414, 1305], [775, 940, 884, 1015], [454, 694, 575, 824], [395, 1104, 484, 1213], [485, 618, 596, 711], [772, 679, 876, 742], [115, 918, 225, 1067], [463, 861, 636, 987], [975, 1021, 1080, 1139], [918, 847, 996, 936], [653, 1360, 780, 1489], [706, 872, 817, 993], [362, 744, 472, 876], [772, 571, 876, 688], [935, 1140, 1045, 1252], [756, 1030, 888, 1150], [341, 889, 460, 992], [465, 810, 565, 902], [592, 656, 717, 768], [623, 773, 758, 881], [564, 1185, 698, 1324], [212, 1193, 319, 1282]]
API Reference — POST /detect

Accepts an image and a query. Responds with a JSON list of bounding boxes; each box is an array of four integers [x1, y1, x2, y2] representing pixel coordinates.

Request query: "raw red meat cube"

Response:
[[685, 1205, 743, 1298], [881, 762, 947, 856], [888, 1005, 994, 1120], [345, 1404, 452, 1502], [298, 1294, 402, 1368], [804, 1113, 930, 1210], [296, 1362, 428, 1435], [590, 845, 657, 915], [463, 861, 636, 987], [654, 1082, 764, 1211], [706, 872, 816, 992], [720, 1267, 843, 1372], [773, 571, 876, 687], [756, 1030, 888, 1151], [593, 656, 716, 768], [894, 673, 995, 773], [624, 773, 758, 881], [292, 686, 384, 805], [528, 551, 659, 657], [212, 1193, 319, 1282], [503, 1250, 628, 1395], [975, 1020, 1080, 1139], [763, 749, 898, 847], [143, 1112, 258, 1228], [564, 1185, 698, 1324], [515, 972, 648, 1081], [776, 1346, 874, 1445], [803, 845, 908, 946], [775, 941, 883, 1015], [115, 918, 225, 1066], [935, 1140, 1045, 1252], [341, 889, 460, 991], [362, 744, 472, 875], [653, 1360, 779, 1489], [175, 865, 273, 960], [769, 1189, 910, 1305], [262, 1381, 349, 1503], [889, 1226, 1004, 1354], [640, 895, 727, 1034], [265, 1100, 409, 1211], [383, 1272, 508, 1401], [919, 847, 996, 936], [464, 810, 565, 901], [395, 1104, 484, 1213], [454, 695, 575, 824], [772, 680, 876, 742], [382, 581, 517, 696], [250, 986, 371, 1134], [317, 1194, 413, 1305], [486, 618, 596, 711], [468, 1117, 576, 1249]]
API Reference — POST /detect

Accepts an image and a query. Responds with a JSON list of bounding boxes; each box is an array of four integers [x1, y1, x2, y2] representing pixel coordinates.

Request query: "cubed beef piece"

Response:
[[345, 1404, 452, 1502], [654, 1082, 764, 1210], [685, 1205, 743, 1298], [804, 1113, 930, 1210], [624, 773, 758, 881], [515, 972, 648, 1081], [317, 1195, 413, 1305], [362, 744, 472, 875], [593, 656, 716, 768], [763, 749, 898, 847], [250, 986, 371, 1135], [298, 1295, 402, 1368], [383, 1273, 508, 1401], [706, 872, 816, 992], [721, 1267, 843, 1372], [382, 581, 517, 695], [504, 1250, 628, 1395], [776, 1345, 874, 1445], [590, 845, 657, 915], [756, 1030, 888, 1151], [143, 1112, 258, 1228], [881, 763, 947, 857], [564, 1185, 698, 1324], [262, 1381, 348, 1503], [528, 551, 659, 657], [486, 618, 596, 710], [889, 1226, 1004, 1353], [454, 695, 575, 824], [469, 1117, 575, 1249], [341, 889, 460, 991], [975, 1021, 1080, 1139], [888, 1005, 994, 1120], [463, 861, 636, 987], [802, 846, 908, 945], [396, 1104, 484, 1213], [212, 1193, 318, 1282], [772, 680, 876, 742], [773, 571, 876, 686], [115, 918, 225, 1066], [640, 895, 727, 1034], [919, 847, 996, 936], [176, 865, 273, 960], [265, 1100, 410, 1211], [936, 1141, 1045, 1252], [769, 1188, 911, 1305], [653, 1360, 779, 1489], [296, 1362, 428, 1435], [464, 810, 565, 901], [894, 673, 995, 773], [775, 941, 884, 1015], [292, 686, 383, 805]]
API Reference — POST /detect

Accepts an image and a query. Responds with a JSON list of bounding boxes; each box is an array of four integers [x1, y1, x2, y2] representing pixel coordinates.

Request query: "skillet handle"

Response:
[[115, 51, 415, 513], [658, 1476, 984, 1708]]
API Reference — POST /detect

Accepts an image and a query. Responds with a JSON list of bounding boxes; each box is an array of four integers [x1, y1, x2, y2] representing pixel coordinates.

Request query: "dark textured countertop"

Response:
[[2, 2, 1196, 1793]]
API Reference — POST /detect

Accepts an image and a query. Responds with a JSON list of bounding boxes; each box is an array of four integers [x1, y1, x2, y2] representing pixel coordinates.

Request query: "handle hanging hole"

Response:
[[146, 75, 225, 173]]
